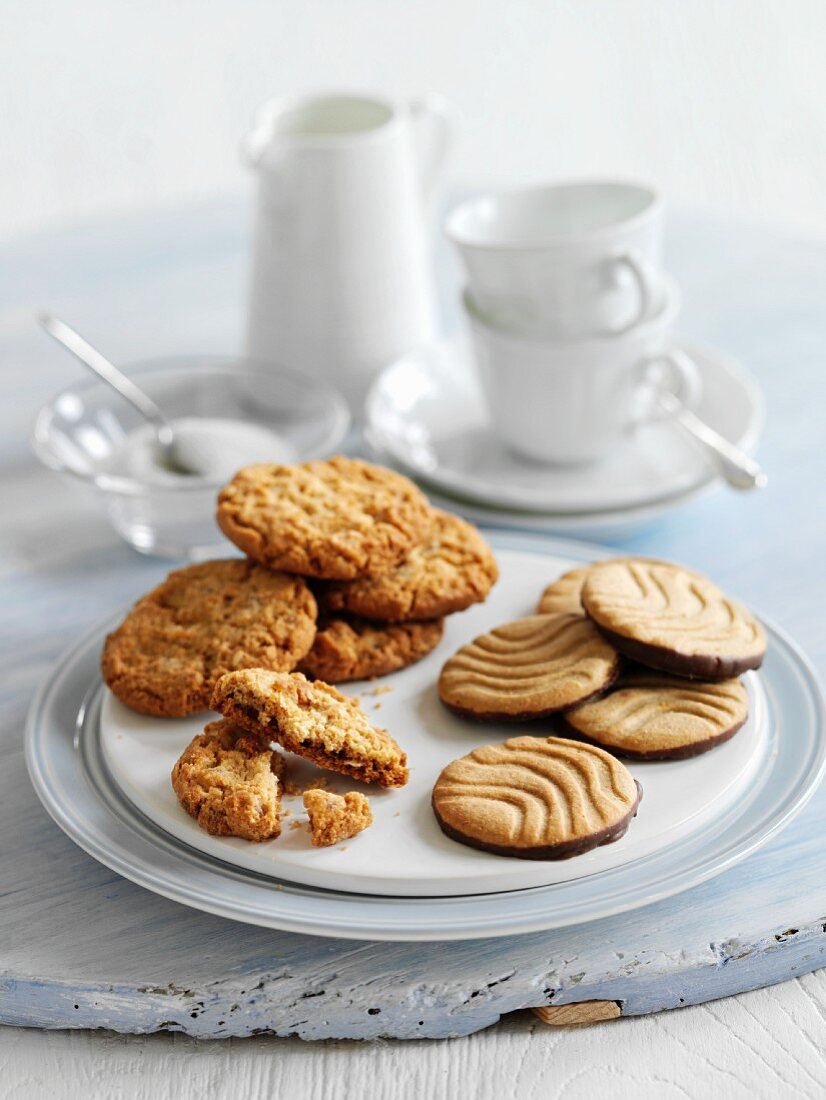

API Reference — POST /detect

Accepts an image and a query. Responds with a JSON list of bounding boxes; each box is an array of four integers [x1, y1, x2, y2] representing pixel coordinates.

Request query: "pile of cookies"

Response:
[[432, 556, 766, 862], [100, 456, 498, 846]]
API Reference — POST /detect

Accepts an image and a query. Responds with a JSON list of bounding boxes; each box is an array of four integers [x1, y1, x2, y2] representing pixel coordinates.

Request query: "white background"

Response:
[[4, 2, 826, 1097], [3, 0, 826, 242]]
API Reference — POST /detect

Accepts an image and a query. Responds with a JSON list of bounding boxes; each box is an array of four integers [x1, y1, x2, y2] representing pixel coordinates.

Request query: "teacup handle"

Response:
[[610, 251, 661, 334], [637, 348, 703, 423], [409, 95, 454, 210]]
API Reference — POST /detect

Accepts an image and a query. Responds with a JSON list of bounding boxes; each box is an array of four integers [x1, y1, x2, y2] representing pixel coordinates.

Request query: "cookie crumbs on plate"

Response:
[[289, 819, 305, 831], [284, 776, 330, 797], [303, 790, 373, 848], [363, 684, 394, 697]]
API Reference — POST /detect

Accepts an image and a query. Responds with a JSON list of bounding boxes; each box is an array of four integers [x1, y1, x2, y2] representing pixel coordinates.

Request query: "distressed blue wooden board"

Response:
[[1, 200, 826, 1039]]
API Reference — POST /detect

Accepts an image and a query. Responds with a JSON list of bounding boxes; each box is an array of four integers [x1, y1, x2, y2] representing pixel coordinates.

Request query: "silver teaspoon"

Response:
[[39, 313, 199, 476], [658, 390, 767, 491]]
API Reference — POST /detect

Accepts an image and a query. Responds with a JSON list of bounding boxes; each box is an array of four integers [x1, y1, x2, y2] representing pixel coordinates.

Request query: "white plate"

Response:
[[25, 532, 826, 940], [100, 546, 768, 898], [364, 338, 764, 515]]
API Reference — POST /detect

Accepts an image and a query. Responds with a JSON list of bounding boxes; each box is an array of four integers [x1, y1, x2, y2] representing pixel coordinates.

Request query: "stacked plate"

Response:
[[364, 338, 764, 536], [26, 532, 824, 942]]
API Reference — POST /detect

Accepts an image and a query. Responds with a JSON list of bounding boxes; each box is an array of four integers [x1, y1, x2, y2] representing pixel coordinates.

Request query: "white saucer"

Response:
[[419, 484, 717, 540], [364, 338, 764, 515], [99, 545, 767, 899]]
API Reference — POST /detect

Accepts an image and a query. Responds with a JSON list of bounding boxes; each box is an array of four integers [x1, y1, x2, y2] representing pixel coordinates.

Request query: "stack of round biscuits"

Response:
[[432, 556, 765, 862]]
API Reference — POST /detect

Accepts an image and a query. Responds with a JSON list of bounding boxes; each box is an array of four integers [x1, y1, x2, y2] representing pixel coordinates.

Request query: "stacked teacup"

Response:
[[447, 181, 699, 466]]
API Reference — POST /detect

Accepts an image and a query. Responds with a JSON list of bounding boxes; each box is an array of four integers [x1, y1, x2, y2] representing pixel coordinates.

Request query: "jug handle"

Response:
[[409, 95, 454, 210]]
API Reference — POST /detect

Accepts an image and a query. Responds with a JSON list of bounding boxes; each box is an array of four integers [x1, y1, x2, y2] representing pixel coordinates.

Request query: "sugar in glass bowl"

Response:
[[32, 356, 351, 559]]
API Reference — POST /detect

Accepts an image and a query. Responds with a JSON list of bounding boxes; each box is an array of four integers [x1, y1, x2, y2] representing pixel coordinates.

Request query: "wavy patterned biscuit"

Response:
[[562, 671, 749, 759], [323, 510, 499, 622], [303, 789, 373, 847], [438, 613, 620, 721], [581, 559, 766, 678], [216, 457, 433, 580], [536, 558, 698, 617], [212, 669, 409, 787], [536, 566, 592, 616], [101, 559, 317, 717], [171, 718, 283, 841], [298, 615, 444, 683], [432, 735, 641, 859]]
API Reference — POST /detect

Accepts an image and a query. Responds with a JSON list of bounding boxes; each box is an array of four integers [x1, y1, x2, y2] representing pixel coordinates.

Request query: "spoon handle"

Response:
[[39, 313, 172, 442], [658, 391, 767, 491]]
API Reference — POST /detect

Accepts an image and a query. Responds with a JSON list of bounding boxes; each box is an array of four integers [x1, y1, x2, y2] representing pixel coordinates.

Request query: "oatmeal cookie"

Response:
[[298, 615, 444, 683], [323, 510, 498, 621], [216, 457, 433, 580], [212, 669, 409, 787], [102, 559, 317, 717]]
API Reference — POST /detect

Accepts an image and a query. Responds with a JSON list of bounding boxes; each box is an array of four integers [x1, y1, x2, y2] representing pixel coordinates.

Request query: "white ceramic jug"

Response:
[[243, 92, 452, 410]]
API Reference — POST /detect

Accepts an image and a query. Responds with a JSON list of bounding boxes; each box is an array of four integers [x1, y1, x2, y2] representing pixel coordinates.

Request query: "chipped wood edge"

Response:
[[531, 1001, 622, 1027]]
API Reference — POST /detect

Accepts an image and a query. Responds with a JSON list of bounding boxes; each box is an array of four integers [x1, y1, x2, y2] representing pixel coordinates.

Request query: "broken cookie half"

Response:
[[171, 717, 283, 841], [211, 669, 409, 788]]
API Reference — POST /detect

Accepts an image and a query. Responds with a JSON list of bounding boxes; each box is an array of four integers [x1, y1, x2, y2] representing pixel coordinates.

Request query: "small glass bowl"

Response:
[[32, 356, 351, 559]]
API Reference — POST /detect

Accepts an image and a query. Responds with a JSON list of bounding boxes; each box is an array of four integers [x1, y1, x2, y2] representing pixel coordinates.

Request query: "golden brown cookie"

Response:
[[303, 789, 373, 847], [432, 735, 641, 860], [536, 558, 696, 617], [581, 559, 766, 679], [101, 559, 317, 717], [323, 510, 499, 622], [536, 566, 592, 616], [211, 669, 409, 788], [561, 670, 749, 760], [216, 457, 433, 580], [171, 718, 283, 841], [298, 615, 444, 683], [438, 613, 620, 721]]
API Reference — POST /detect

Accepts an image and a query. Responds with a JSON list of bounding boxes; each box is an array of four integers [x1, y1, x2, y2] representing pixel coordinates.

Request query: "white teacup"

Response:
[[448, 180, 665, 339], [465, 280, 701, 466]]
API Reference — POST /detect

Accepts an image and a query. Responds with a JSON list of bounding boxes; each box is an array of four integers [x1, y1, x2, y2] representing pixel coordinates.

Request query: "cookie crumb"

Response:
[[289, 819, 305, 831], [303, 790, 373, 848]]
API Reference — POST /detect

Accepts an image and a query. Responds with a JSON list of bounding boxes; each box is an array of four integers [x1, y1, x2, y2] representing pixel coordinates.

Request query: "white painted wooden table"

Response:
[[3, 201, 826, 1097]]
